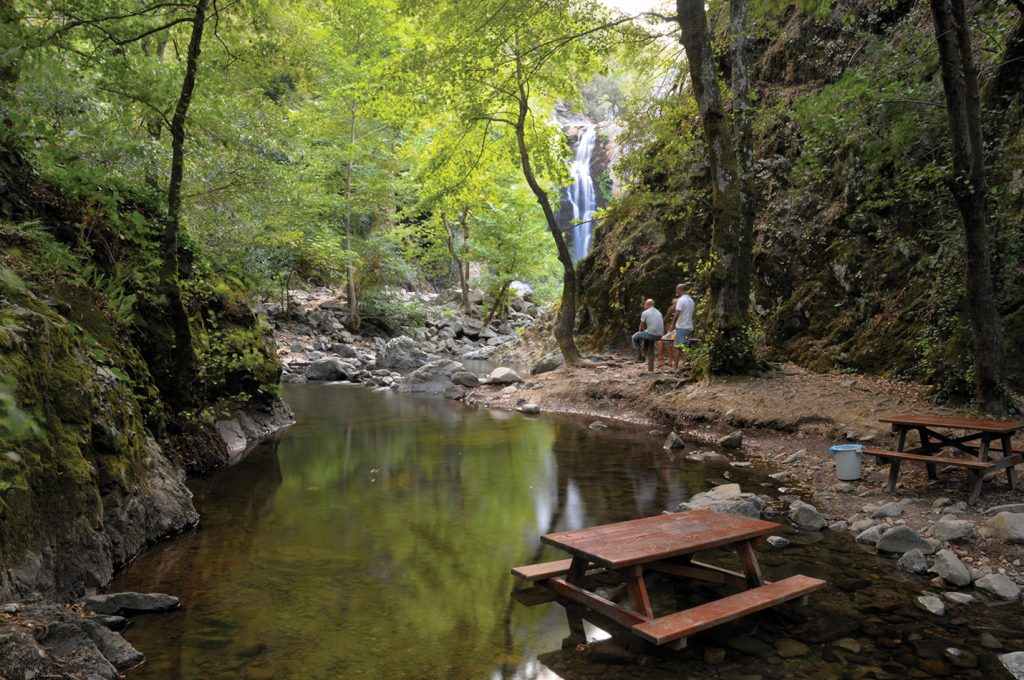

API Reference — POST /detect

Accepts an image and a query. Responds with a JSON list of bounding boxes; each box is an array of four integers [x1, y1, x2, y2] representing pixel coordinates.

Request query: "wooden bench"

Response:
[[866, 446, 1021, 503], [512, 559, 574, 582], [632, 575, 826, 646]]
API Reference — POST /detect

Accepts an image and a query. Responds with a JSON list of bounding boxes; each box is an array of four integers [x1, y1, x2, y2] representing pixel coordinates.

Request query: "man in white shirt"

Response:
[[667, 283, 695, 348], [632, 298, 664, 360]]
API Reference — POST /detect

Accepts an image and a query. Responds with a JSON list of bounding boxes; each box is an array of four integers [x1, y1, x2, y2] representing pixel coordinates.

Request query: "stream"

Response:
[[113, 384, 1021, 679]]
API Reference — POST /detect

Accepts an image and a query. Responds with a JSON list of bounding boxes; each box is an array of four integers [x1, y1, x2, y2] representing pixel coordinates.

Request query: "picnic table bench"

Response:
[[867, 414, 1023, 503], [511, 510, 826, 649]]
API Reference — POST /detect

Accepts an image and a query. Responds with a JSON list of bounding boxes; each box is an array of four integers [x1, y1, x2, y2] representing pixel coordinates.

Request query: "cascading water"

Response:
[[566, 124, 598, 262]]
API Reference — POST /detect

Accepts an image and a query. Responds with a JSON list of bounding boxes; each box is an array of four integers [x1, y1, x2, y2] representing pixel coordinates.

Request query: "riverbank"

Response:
[[464, 354, 1024, 603]]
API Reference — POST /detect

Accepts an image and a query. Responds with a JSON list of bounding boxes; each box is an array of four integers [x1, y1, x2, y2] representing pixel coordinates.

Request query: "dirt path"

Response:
[[466, 354, 1024, 582]]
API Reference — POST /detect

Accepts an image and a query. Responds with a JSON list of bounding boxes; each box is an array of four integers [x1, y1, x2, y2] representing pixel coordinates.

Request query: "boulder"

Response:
[[930, 549, 971, 587], [377, 336, 430, 372], [451, 371, 480, 388], [83, 592, 180, 616], [717, 431, 743, 450], [329, 343, 359, 358], [897, 548, 928, 574], [788, 500, 826, 530], [678, 484, 765, 519], [974, 574, 1021, 601], [530, 353, 563, 375], [304, 357, 356, 382], [986, 512, 1024, 544], [402, 359, 463, 394], [488, 367, 523, 385], [876, 526, 931, 555], [932, 516, 976, 543]]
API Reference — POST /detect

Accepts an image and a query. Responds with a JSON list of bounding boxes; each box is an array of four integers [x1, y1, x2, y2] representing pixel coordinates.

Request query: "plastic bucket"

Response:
[[830, 444, 864, 481]]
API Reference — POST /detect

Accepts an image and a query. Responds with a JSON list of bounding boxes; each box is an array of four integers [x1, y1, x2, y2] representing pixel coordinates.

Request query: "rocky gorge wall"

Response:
[[578, 0, 1024, 399], [0, 148, 290, 603]]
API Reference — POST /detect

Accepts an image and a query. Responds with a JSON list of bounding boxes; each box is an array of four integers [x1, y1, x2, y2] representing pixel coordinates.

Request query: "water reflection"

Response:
[[114, 385, 707, 680]]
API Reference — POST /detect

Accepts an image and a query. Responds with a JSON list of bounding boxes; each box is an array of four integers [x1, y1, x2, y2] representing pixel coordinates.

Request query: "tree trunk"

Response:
[[513, 50, 582, 365], [443, 209, 471, 314], [345, 102, 361, 331], [485, 280, 511, 326], [676, 0, 754, 374], [162, 0, 207, 407], [729, 0, 755, 317], [929, 0, 1005, 414]]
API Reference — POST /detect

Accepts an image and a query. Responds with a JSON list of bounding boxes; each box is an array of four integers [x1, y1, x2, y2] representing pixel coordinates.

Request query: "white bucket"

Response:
[[830, 444, 863, 481]]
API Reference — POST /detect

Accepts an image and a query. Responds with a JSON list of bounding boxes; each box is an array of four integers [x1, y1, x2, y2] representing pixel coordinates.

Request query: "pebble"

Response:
[[942, 591, 975, 605], [835, 638, 862, 653]]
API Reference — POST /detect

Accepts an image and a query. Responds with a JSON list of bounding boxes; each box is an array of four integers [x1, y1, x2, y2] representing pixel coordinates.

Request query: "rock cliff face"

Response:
[[0, 148, 288, 602], [579, 0, 1024, 398]]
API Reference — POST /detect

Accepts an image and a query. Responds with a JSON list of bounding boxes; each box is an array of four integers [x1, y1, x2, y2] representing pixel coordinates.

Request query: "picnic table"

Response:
[[866, 414, 1024, 503], [511, 510, 826, 649]]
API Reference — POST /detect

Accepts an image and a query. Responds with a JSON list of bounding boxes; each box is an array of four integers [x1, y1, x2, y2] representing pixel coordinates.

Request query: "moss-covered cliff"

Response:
[[0, 148, 285, 601], [579, 0, 1024, 400]]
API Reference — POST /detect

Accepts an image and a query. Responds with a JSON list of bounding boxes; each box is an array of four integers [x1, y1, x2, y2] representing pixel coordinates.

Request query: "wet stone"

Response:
[[942, 591, 975, 605], [850, 518, 876, 533], [974, 573, 1021, 601], [789, 500, 826, 530], [930, 549, 972, 587], [979, 632, 1002, 649], [856, 525, 886, 546], [728, 636, 775, 657], [943, 647, 977, 668], [835, 638, 862, 654], [83, 592, 180, 616], [876, 526, 930, 555], [775, 639, 810, 658], [898, 549, 929, 574], [1001, 652, 1024, 679], [916, 595, 945, 616], [767, 535, 791, 550]]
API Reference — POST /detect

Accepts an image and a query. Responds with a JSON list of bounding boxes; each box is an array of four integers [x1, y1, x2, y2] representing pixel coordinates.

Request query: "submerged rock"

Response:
[[83, 592, 180, 616], [767, 535, 791, 550], [663, 432, 686, 450]]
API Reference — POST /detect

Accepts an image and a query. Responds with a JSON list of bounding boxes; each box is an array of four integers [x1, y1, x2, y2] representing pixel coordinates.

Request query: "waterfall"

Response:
[[566, 125, 597, 262]]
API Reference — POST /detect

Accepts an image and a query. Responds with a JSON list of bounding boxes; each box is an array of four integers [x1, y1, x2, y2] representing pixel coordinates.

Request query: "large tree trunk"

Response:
[[929, 0, 1005, 414], [513, 52, 582, 365], [345, 102, 361, 332], [729, 0, 755, 316], [162, 0, 207, 407], [676, 0, 754, 374]]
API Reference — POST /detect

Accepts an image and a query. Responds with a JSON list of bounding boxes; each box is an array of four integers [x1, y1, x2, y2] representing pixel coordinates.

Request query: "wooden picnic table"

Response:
[[867, 414, 1024, 503], [511, 510, 826, 649]]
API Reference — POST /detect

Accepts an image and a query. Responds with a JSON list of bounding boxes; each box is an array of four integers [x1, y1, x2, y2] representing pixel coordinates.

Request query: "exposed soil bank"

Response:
[[465, 355, 1024, 583]]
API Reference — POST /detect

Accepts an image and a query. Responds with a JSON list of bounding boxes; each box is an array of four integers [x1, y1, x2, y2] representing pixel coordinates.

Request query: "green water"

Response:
[[114, 384, 1022, 680]]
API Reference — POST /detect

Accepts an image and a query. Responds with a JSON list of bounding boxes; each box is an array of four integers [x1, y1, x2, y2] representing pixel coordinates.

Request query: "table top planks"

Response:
[[880, 414, 1024, 434], [542, 510, 779, 569]]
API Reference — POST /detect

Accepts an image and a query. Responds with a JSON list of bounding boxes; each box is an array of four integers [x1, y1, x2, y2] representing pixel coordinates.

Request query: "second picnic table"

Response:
[[512, 510, 826, 649], [867, 414, 1023, 503]]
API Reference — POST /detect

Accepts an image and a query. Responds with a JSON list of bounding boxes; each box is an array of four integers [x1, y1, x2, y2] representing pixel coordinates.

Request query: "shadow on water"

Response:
[[112, 385, 1020, 680]]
